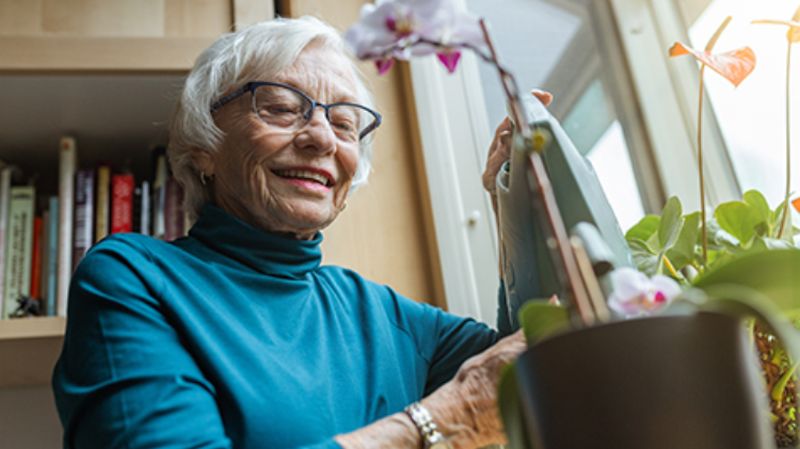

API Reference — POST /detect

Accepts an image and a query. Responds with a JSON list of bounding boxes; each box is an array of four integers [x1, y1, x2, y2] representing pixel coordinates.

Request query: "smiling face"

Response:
[[203, 44, 362, 239]]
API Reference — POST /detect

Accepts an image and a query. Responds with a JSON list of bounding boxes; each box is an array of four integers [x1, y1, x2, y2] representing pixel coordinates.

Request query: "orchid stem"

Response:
[[778, 41, 792, 239], [698, 64, 708, 266]]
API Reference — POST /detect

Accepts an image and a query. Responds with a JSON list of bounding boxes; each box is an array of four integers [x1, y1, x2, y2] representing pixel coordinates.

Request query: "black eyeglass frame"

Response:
[[210, 81, 382, 141]]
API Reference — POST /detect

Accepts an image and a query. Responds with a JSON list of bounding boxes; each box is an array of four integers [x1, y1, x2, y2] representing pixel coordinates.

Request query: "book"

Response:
[[0, 164, 17, 317], [151, 148, 168, 240], [72, 168, 95, 272], [111, 172, 135, 234], [94, 164, 111, 242], [39, 209, 50, 314], [46, 196, 59, 316], [135, 180, 151, 235], [30, 215, 43, 301], [57, 136, 77, 317], [4, 186, 35, 318]]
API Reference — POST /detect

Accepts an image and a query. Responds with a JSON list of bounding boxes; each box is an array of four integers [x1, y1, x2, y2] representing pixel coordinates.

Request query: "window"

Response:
[[466, 0, 662, 230], [679, 0, 799, 206]]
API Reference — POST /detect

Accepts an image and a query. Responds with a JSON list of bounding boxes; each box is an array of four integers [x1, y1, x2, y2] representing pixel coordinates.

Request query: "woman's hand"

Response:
[[423, 330, 527, 449], [482, 89, 553, 199]]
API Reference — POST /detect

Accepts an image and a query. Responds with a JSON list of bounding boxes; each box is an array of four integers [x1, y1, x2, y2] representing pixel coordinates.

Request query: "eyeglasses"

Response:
[[210, 81, 382, 142]]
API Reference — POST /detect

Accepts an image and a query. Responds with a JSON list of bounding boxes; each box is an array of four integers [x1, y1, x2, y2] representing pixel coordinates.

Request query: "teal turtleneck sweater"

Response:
[[52, 204, 500, 449]]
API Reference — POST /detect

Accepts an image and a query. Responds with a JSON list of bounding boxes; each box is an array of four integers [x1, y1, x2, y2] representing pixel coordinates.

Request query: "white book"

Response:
[[4, 186, 35, 318], [57, 137, 77, 317], [140, 180, 150, 236], [0, 163, 11, 318]]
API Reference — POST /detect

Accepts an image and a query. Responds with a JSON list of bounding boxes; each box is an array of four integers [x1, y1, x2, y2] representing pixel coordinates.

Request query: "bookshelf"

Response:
[[0, 317, 65, 387], [0, 0, 274, 389]]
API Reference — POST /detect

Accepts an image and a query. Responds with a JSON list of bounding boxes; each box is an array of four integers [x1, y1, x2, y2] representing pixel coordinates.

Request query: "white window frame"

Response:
[[408, 52, 500, 325], [609, 0, 742, 210]]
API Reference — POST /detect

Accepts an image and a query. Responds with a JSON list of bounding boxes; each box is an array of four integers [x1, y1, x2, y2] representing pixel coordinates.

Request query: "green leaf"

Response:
[[743, 190, 773, 227], [714, 201, 764, 245], [666, 212, 701, 270], [628, 239, 659, 276], [625, 215, 660, 243], [498, 365, 533, 449], [771, 362, 799, 402], [518, 301, 570, 346], [693, 249, 800, 312], [658, 197, 683, 249]]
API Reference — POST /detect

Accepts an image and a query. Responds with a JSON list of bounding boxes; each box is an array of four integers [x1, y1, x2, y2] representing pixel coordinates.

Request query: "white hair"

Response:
[[168, 16, 376, 219]]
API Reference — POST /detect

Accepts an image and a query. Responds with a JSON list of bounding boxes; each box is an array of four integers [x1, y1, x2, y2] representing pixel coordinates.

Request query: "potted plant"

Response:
[[346, 2, 800, 447]]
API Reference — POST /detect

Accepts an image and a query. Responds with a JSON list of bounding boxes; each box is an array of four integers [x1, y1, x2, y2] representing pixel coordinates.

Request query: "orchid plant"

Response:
[[345, 0, 486, 75]]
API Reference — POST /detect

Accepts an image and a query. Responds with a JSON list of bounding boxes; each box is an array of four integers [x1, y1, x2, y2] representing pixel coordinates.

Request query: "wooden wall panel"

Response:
[[280, 0, 445, 307]]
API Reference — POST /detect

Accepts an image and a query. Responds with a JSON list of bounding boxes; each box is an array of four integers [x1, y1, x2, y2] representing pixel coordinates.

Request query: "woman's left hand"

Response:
[[481, 89, 553, 202]]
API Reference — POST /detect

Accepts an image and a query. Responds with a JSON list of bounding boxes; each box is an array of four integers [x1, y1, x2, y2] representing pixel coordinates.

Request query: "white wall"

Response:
[[0, 386, 61, 449]]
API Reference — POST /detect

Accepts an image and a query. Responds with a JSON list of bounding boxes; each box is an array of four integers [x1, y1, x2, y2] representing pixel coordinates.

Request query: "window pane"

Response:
[[466, 0, 647, 230], [683, 0, 800, 206]]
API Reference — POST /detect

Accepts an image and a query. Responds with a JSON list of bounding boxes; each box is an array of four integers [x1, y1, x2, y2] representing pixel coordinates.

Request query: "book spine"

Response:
[[111, 173, 135, 234], [94, 164, 111, 243], [4, 186, 35, 318], [57, 137, 76, 317], [46, 196, 59, 317], [30, 215, 43, 302], [152, 149, 167, 239], [164, 177, 185, 241], [139, 180, 151, 236], [0, 166, 13, 317], [39, 210, 50, 315], [72, 169, 95, 272]]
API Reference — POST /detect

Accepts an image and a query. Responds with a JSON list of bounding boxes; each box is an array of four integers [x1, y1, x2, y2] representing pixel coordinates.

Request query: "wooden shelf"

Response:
[[0, 317, 65, 388], [0, 36, 215, 73]]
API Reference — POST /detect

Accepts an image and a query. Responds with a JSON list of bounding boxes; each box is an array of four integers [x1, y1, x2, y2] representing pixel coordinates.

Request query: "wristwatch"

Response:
[[403, 402, 453, 449]]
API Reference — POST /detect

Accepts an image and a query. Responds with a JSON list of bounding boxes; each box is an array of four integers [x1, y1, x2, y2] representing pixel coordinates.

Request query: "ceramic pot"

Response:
[[514, 312, 774, 449]]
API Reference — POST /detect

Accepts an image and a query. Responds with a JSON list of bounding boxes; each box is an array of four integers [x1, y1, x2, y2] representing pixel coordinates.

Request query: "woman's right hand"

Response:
[[423, 330, 527, 449]]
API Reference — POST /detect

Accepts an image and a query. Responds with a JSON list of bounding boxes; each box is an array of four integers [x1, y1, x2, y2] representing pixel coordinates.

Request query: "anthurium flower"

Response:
[[607, 267, 681, 317], [344, 0, 484, 74], [668, 42, 756, 87]]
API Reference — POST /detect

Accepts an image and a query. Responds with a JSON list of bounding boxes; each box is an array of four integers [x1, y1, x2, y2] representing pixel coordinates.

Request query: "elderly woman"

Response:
[[52, 16, 545, 449]]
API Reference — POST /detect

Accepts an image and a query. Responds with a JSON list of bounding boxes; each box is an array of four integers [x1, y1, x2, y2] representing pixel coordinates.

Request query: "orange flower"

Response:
[[669, 16, 756, 87], [668, 43, 756, 87]]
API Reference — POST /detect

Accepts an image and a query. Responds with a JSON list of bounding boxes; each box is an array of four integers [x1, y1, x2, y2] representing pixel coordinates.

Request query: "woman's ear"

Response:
[[191, 149, 215, 177]]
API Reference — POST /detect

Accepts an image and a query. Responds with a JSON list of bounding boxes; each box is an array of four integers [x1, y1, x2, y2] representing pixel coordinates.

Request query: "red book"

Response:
[[30, 216, 43, 300], [111, 173, 135, 234]]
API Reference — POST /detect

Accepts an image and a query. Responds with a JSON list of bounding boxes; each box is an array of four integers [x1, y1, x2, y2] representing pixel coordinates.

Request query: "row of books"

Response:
[[0, 137, 186, 319]]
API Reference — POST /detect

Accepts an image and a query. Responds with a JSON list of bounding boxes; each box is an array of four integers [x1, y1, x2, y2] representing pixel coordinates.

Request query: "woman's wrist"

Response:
[[420, 380, 481, 449]]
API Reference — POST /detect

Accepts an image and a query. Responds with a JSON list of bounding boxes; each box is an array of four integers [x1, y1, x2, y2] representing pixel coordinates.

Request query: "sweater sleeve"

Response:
[[51, 236, 343, 449], [382, 288, 499, 396]]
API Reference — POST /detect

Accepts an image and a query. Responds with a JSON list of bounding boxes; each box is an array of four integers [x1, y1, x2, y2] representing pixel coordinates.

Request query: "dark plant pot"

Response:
[[515, 312, 775, 449]]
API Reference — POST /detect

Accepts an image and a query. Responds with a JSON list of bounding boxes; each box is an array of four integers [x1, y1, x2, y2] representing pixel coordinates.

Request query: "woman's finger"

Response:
[[531, 89, 553, 106]]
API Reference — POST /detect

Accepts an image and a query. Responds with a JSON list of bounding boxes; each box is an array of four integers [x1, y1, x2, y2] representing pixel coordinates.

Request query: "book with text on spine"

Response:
[[57, 137, 76, 317], [73, 168, 95, 272], [45, 196, 59, 316], [94, 164, 111, 243], [111, 172, 135, 234], [29, 215, 43, 303], [4, 186, 35, 318]]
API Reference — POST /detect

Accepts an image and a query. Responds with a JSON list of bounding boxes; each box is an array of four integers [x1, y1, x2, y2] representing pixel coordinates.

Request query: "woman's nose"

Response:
[[295, 106, 336, 153]]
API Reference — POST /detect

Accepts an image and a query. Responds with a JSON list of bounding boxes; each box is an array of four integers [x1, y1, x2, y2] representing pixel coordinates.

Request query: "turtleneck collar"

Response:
[[188, 203, 322, 278]]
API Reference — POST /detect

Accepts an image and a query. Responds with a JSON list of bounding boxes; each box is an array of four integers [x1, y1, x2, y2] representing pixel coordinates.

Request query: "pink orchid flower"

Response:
[[344, 0, 485, 74], [607, 267, 681, 318]]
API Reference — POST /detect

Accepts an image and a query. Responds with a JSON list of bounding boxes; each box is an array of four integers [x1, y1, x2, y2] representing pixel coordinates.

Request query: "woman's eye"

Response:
[[266, 104, 300, 115]]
